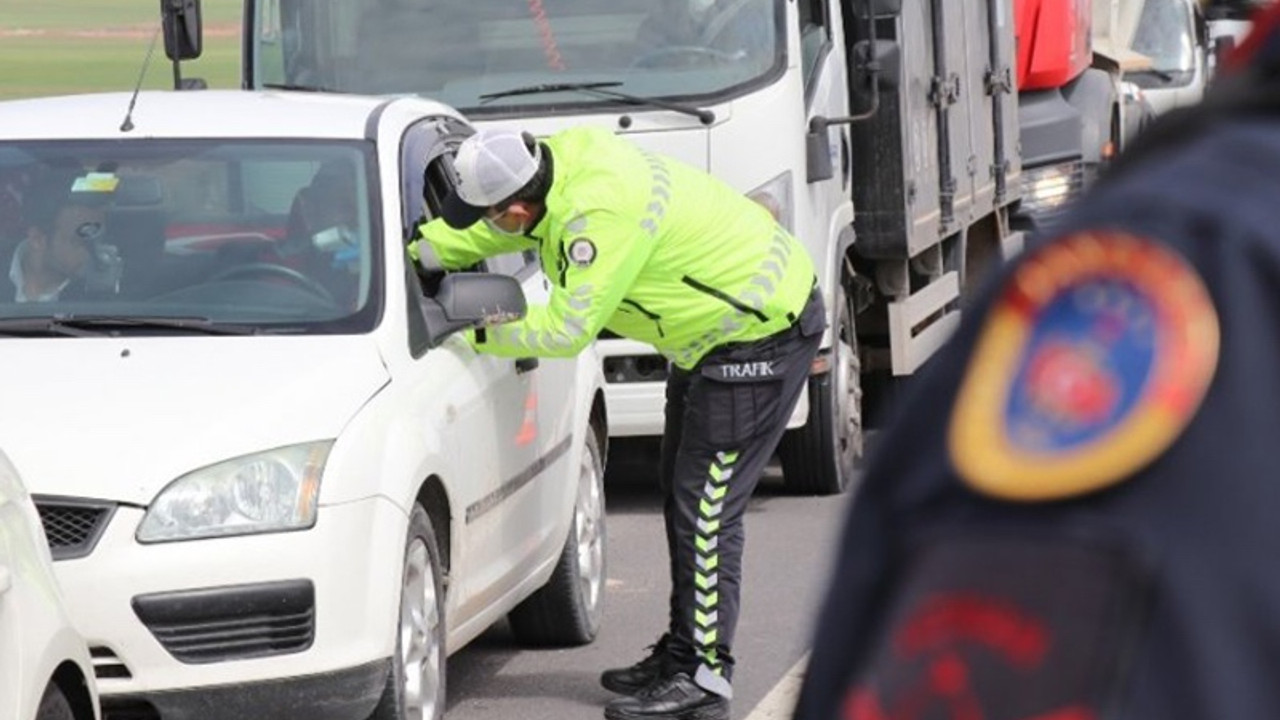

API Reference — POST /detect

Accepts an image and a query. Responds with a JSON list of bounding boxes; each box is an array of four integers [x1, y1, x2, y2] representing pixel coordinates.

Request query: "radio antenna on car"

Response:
[[122, 0, 207, 133], [120, 26, 163, 133]]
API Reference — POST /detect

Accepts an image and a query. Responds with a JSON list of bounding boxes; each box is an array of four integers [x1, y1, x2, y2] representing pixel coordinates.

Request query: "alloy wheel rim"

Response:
[[574, 445, 605, 623], [401, 538, 442, 720]]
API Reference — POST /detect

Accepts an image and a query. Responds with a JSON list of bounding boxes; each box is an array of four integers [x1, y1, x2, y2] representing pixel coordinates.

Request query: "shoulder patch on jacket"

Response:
[[568, 237, 596, 268], [949, 230, 1219, 502]]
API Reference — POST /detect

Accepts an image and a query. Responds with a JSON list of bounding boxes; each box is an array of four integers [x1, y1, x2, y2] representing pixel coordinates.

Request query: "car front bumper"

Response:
[[101, 659, 390, 720], [53, 496, 407, 715]]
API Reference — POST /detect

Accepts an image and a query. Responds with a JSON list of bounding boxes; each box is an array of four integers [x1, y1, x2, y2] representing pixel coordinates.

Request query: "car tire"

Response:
[[508, 428, 607, 646], [36, 683, 75, 720], [371, 504, 446, 720], [778, 280, 863, 495]]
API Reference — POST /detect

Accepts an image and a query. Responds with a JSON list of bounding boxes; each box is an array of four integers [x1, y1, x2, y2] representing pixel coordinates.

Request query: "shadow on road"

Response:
[[446, 619, 619, 714], [445, 437, 806, 717]]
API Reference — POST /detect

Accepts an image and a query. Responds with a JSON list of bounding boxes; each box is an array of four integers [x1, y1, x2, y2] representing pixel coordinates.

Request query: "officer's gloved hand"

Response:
[[408, 226, 447, 295]]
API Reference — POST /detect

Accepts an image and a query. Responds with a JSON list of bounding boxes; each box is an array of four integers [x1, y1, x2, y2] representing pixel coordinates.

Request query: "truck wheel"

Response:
[[372, 505, 446, 720], [509, 428, 607, 646], [36, 683, 74, 720], [779, 281, 863, 495]]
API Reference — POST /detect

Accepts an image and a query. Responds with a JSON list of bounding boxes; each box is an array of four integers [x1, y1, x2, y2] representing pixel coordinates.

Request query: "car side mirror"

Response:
[[436, 273, 527, 328]]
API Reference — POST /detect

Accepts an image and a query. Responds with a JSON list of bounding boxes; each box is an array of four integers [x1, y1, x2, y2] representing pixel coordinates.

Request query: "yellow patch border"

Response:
[[948, 231, 1220, 502]]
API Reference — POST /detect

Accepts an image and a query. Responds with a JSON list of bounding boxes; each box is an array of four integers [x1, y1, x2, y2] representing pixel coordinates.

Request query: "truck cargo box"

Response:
[[847, 0, 1021, 259]]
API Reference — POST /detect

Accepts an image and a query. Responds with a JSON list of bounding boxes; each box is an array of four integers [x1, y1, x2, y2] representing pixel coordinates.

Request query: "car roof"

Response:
[[0, 90, 462, 141]]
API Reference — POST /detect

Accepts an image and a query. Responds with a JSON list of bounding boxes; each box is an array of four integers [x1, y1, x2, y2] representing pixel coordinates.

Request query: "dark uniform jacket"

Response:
[[793, 9, 1280, 719]]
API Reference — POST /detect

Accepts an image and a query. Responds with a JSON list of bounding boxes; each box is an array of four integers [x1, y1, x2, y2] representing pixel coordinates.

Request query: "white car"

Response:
[[0, 447, 100, 720], [0, 90, 608, 720]]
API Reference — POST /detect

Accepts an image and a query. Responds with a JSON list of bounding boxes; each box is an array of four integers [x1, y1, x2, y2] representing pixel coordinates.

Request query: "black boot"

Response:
[[601, 635, 674, 695], [603, 672, 729, 720]]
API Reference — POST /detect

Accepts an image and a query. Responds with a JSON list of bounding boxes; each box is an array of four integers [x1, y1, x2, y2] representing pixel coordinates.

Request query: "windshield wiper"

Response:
[[262, 83, 335, 93], [479, 82, 715, 125], [1135, 68, 1178, 82], [0, 315, 264, 337], [0, 317, 108, 337]]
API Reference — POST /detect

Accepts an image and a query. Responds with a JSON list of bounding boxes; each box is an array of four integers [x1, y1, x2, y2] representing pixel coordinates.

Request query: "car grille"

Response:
[[33, 497, 117, 560], [132, 580, 316, 664]]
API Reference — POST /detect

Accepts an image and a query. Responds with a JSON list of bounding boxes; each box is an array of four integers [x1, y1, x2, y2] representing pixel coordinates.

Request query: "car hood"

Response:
[[0, 336, 389, 505]]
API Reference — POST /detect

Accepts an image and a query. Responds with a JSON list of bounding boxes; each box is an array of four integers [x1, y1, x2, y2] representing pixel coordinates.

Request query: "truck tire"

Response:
[[778, 281, 863, 495], [371, 504, 446, 720], [508, 428, 607, 646]]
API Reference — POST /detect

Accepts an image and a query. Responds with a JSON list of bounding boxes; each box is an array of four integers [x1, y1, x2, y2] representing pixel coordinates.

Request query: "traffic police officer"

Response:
[[792, 5, 1280, 719], [410, 126, 824, 720]]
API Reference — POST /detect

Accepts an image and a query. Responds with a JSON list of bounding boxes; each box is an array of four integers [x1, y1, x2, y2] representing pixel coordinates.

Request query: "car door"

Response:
[[399, 118, 545, 618], [486, 250, 581, 560]]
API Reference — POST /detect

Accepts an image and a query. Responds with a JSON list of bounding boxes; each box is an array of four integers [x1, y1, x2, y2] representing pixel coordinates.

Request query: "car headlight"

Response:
[[746, 171, 794, 234], [137, 442, 332, 543]]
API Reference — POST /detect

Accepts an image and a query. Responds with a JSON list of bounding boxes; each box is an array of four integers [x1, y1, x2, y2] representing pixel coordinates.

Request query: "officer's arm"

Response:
[[408, 216, 535, 271], [472, 208, 655, 358]]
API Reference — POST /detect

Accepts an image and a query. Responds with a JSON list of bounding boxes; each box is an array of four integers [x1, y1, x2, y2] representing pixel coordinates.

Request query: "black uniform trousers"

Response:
[[658, 289, 824, 699]]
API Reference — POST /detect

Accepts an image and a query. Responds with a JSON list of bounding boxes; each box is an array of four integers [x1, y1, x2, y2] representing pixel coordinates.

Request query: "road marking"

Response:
[[744, 654, 808, 720]]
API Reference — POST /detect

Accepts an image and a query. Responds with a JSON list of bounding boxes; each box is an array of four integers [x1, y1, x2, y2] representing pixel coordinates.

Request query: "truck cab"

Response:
[[1013, 0, 1122, 227]]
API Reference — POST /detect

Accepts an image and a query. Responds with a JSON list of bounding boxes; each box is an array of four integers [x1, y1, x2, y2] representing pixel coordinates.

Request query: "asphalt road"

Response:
[[442, 440, 856, 720]]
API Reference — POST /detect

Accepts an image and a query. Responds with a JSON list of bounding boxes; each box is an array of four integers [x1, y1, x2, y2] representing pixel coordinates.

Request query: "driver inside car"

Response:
[[2, 169, 122, 304]]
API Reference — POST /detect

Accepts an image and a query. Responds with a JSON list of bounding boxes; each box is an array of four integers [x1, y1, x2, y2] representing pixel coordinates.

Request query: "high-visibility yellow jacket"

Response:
[[411, 126, 816, 370]]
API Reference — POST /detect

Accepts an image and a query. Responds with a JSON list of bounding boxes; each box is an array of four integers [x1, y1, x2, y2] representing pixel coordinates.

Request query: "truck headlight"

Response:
[[1021, 162, 1080, 215], [746, 171, 794, 234], [137, 442, 331, 543]]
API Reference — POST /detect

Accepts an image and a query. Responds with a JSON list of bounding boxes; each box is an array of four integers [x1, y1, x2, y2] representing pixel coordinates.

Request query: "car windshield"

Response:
[[1132, 0, 1196, 75], [0, 140, 380, 335], [250, 0, 782, 112]]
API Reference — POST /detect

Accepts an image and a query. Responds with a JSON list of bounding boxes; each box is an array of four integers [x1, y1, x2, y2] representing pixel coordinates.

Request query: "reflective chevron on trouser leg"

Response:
[[692, 450, 736, 698]]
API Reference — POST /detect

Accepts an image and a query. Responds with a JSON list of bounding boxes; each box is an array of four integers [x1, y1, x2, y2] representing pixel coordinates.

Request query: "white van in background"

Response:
[[1126, 0, 1212, 115]]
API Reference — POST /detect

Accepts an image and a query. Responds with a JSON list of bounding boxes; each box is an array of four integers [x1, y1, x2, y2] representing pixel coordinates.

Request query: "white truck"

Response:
[[209, 0, 1026, 494]]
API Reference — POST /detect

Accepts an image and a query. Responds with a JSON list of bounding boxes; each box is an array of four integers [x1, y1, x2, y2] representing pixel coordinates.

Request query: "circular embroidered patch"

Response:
[[948, 231, 1219, 502], [568, 238, 596, 268]]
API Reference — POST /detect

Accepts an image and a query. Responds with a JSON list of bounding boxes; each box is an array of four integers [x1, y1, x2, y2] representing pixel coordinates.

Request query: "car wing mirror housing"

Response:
[[437, 273, 527, 326], [421, 273, 528, 346]]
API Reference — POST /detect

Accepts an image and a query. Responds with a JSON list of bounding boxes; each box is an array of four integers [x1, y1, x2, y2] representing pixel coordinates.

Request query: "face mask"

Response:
[[483, 213, 528, 238]]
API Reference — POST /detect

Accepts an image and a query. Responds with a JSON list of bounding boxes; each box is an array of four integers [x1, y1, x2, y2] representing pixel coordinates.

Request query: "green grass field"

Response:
[[0, 0, 243, 99]]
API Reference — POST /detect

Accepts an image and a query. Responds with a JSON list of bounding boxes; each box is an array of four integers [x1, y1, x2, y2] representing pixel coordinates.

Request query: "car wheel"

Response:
[[371, 504, 446, 720], [36, 683, 74, 720], [778, 280, 864, 495], [508, 428, 607, 646]]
